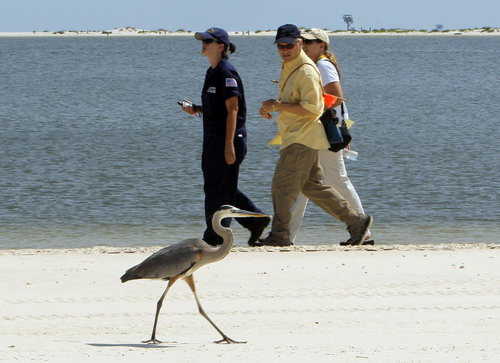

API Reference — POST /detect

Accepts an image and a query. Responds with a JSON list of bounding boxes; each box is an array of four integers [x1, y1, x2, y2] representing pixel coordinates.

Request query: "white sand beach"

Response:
[[1, 243, 499, 362]]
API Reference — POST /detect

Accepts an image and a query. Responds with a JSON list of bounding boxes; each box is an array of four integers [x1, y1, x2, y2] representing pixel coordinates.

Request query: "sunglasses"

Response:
[[202, 38, 216, 44], [276, 43, 296, 50], [303, 39, 322, 45]]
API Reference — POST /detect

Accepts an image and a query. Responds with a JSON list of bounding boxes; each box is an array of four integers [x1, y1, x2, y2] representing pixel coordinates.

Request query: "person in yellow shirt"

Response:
[[258, 24, 372, 246]]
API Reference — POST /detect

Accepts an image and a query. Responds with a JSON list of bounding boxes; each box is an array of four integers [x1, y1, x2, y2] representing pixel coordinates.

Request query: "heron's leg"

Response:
[[184, 274, 246, 344], [142, 277, 178, 344]]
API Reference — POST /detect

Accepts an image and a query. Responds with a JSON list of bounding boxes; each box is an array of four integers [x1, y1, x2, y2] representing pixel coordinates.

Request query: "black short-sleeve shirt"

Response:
[[201, 59, 247, 137]]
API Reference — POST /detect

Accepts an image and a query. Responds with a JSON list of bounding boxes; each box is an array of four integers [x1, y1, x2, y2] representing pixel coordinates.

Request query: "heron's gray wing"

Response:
[[122, 239, 206, 281]]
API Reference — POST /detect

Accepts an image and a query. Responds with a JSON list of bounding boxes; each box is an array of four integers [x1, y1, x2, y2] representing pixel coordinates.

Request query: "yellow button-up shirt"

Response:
[[273, 50, 330, 151]]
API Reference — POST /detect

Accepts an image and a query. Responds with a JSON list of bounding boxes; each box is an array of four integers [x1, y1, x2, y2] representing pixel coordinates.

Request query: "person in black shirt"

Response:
[[180, 27, 269, 246]]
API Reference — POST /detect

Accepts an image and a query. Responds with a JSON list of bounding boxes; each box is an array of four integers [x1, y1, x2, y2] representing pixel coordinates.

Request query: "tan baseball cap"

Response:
[[301, 28, 330, 45]]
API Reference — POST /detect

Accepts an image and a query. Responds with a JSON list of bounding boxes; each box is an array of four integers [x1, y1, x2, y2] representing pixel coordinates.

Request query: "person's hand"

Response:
[[225, 143, 236, 165], [259, 99, 275, 119], [259, 108, 272, 119], [180, 99, 197, 115]]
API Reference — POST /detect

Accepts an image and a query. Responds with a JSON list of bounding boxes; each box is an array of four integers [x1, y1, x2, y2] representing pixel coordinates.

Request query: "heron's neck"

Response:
[[212, 218, 234, 260]]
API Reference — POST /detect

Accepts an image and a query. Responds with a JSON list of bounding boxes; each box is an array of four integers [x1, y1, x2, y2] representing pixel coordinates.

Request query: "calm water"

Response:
[[1, 35, 499, 249]]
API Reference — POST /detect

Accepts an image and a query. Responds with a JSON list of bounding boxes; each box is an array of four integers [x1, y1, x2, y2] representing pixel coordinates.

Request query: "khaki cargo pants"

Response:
[[271, 143, 359, 241]]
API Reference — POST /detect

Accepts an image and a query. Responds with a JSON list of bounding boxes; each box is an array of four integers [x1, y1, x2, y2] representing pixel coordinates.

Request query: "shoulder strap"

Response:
[[280, 63, 324, 97], [280, 63, 306, 94]]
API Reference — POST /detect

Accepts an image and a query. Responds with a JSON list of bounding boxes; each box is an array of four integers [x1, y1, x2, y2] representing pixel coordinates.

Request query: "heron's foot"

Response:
[[142, 338, 163, 344], [214, 336, 246, 344]]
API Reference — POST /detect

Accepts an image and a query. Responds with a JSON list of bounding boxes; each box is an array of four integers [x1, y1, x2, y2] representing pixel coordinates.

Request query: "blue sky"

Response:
[[1, 0, 499, 32]]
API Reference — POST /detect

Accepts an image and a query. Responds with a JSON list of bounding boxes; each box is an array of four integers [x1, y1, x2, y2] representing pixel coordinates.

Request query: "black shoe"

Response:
[[339, 238, 375, 246], [254, 233, 293, 247], [347, 214, 373, 245], [248, 216, 271, 246]]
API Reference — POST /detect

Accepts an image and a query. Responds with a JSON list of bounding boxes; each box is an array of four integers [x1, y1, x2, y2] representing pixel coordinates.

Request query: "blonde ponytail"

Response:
[[323, 45, 342, 79]]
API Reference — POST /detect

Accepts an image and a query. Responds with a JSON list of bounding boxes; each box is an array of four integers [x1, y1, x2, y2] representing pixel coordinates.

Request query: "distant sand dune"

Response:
[[1, 27, 499, 37]]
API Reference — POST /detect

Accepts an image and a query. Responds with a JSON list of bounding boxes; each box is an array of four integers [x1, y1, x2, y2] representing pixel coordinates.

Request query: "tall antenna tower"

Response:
[[343, 15, 354, 31]]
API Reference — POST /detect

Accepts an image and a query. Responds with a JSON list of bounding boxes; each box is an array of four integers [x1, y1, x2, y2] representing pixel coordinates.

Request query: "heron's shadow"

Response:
[[87, 342, 177, 349]]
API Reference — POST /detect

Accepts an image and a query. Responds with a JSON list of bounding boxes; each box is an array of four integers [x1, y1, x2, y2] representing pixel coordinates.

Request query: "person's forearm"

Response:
[[323, 82, 343, 109], [260, 98, 318, 118], [225, 110, 237, 146], [225, 97, 239, 145], [273, 100, 316, 116]]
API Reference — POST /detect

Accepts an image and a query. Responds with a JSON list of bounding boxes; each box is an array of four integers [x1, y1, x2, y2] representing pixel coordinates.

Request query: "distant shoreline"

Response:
[[1, 27, 499, 37]]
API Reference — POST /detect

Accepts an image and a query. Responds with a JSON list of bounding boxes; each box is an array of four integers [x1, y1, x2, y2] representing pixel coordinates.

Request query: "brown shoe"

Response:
[[347, 215, 373, 245]]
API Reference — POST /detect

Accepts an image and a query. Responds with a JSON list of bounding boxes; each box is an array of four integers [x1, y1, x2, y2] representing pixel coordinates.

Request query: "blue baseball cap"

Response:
[[195, 27, 230, 47], [274, 24, 301, 44]]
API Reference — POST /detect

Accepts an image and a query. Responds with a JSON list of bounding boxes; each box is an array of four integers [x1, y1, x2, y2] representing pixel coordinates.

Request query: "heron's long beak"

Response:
[[232, 209, 269, 218]]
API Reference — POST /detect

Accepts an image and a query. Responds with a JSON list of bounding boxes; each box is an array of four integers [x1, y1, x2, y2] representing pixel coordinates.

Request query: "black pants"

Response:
[[201, 133, 264, 245]]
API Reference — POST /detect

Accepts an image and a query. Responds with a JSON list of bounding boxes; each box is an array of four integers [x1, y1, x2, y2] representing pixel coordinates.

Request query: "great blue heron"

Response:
[[120, 205, 269, 344]]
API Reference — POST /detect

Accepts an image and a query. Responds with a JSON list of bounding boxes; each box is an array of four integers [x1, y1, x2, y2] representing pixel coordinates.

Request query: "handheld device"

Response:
[[177, 100, 192, 108]]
